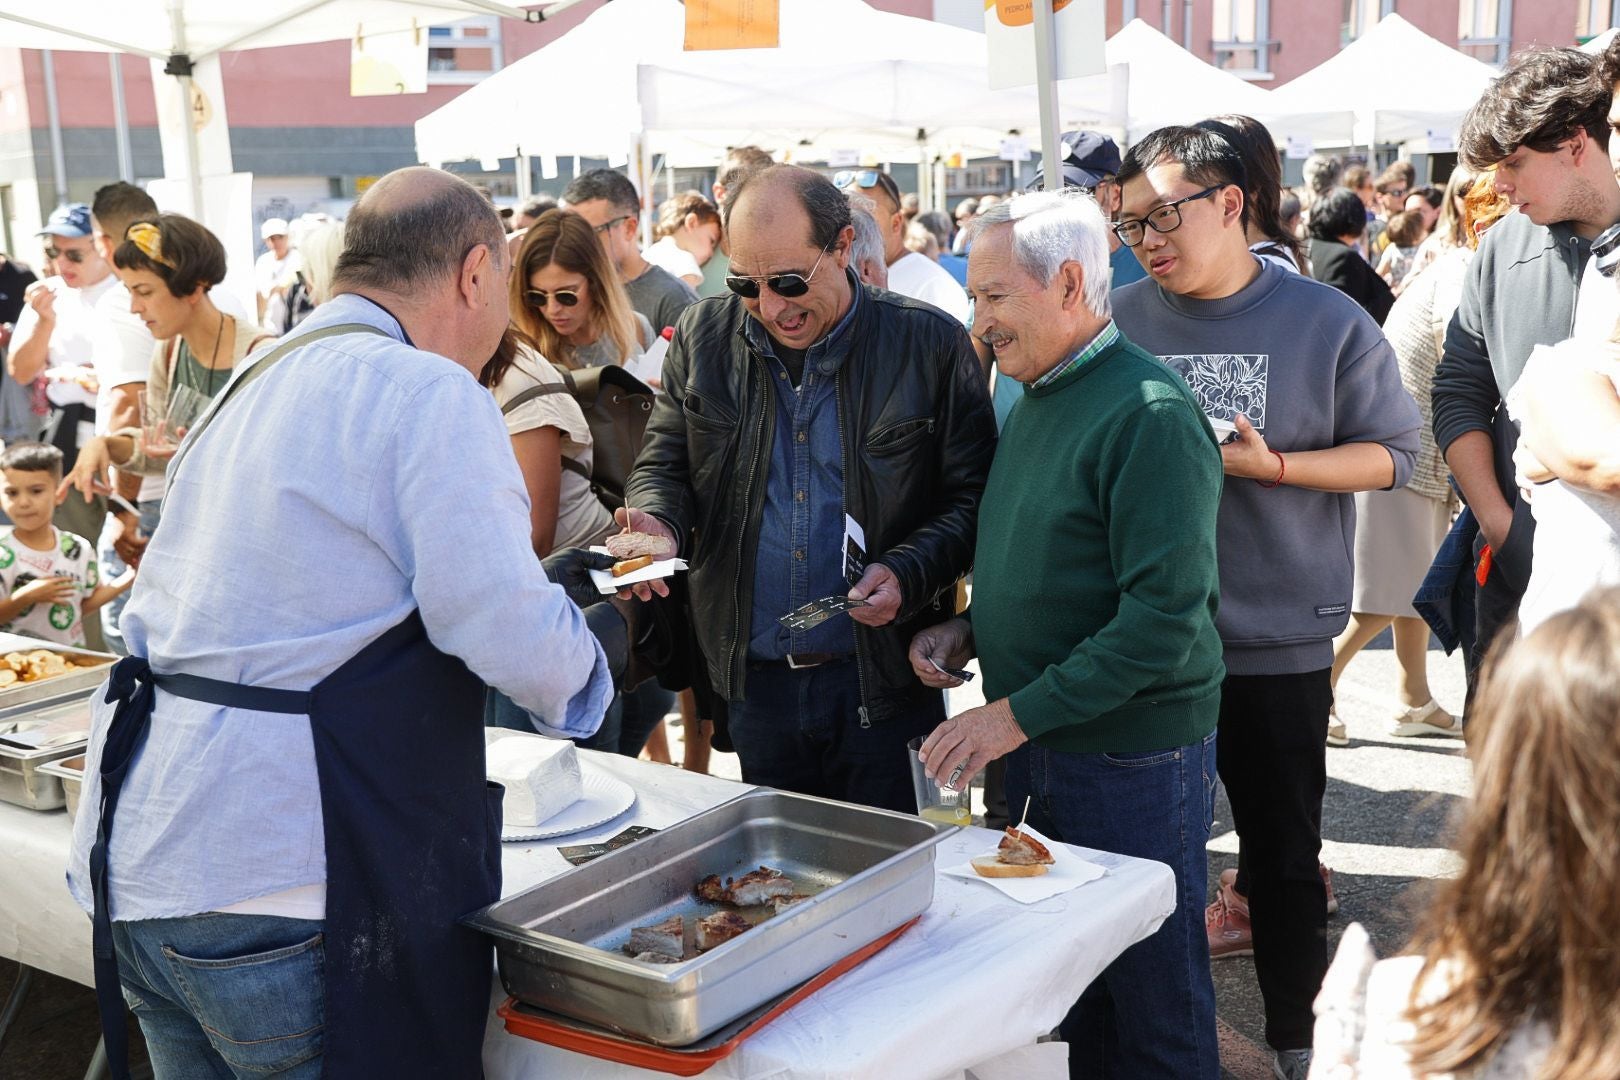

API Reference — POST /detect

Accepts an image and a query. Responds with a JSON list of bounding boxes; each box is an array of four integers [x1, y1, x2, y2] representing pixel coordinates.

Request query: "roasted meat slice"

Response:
[[605, 531, 673, 560], [625, 915, 684, 960], [695, 874, 728, 903], [696, 910, 753, 951], [631, 951, 681, 965], [770, 893, 811, 915], [725, 866, 797, 906], [997, 828, 1056, 867]]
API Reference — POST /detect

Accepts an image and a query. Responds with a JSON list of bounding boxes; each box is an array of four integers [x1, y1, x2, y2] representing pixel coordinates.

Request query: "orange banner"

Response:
[[685, 0, 780, 51]]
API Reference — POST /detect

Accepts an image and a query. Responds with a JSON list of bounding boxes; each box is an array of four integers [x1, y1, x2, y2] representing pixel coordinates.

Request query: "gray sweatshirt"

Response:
[[1113, 260, 1423, 675]]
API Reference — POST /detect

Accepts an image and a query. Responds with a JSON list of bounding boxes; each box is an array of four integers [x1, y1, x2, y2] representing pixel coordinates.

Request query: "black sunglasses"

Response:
[[44, 245, 88, 264], [833, 169, 901, 207], [592, 215, 634, 235], [524, 287, 581, 308], [725, 243, 834, 299]]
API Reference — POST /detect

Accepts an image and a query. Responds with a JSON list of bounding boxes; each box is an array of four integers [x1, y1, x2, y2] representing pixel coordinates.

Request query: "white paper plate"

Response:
[[500, 763, 636, 842], [586, 545, 687, 595]]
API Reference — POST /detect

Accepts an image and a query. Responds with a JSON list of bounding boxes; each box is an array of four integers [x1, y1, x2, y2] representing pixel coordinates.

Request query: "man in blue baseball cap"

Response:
[[7, 204, 117, 629]]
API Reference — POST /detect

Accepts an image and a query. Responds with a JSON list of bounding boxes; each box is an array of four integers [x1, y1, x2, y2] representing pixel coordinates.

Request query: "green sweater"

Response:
[[970, 332, 1225, 753]]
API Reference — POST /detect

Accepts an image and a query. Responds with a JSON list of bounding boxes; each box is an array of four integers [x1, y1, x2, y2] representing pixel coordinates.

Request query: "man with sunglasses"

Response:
[[835, 168, 970, 324], [623, 164, 995, 812], [1109, 126, 1421, 1080], [562, 168, 698, 335]]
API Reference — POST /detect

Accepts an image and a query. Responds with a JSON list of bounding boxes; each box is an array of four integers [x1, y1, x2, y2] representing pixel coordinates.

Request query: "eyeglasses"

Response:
[[833, 169, 902, 207], [1383, 186, 1409, 199], [44, 245, 88, 264], [725, 243, 834, 299], [1112, 186, 1223, 248], [524, 287, 582, 308], [592, 215, 634, 235]]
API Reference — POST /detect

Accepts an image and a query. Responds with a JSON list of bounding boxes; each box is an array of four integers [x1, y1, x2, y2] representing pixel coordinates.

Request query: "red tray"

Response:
[[497, 917, 918, 1076]]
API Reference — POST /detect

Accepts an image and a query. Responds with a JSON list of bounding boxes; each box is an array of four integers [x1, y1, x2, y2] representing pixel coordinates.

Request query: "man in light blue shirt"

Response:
[[67, 168, 618, 1079]]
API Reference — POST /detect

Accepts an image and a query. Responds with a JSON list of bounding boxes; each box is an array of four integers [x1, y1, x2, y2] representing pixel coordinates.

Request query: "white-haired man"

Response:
[[845, 191, 890, 289], [912, 191, 1225, 1078]]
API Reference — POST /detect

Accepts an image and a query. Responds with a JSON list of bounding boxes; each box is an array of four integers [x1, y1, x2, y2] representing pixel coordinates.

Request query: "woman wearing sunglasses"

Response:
[[486, 210, 671, 759], [511, 209, 654, 372], [646, 191, 722, 290]]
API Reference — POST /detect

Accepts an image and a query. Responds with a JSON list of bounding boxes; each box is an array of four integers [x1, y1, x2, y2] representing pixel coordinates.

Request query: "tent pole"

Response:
[[40, 50, 69, 206], [168, 1, 204, 217], [110, 54, 134, 183], [1031, 0, 1063, 193]]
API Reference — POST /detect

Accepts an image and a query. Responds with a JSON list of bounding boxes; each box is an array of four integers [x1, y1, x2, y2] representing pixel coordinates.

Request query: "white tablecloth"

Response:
[[0, 753, 1175, 1080]]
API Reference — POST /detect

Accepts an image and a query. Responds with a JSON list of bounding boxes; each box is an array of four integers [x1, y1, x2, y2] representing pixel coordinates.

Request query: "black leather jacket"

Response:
[[625, 281, 996, 726]]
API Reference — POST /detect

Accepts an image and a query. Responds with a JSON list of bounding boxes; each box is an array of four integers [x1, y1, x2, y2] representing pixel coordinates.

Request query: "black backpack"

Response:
[[500, 364, 654, 512]]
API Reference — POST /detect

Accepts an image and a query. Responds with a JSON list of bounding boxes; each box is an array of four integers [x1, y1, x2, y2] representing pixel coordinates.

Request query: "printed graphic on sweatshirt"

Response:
[[1159, 353, 1269, 430]]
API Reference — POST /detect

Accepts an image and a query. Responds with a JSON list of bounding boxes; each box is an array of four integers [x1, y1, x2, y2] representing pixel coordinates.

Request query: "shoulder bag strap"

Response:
[[166, 323, 388, 483], [499, 383, 592, 481]]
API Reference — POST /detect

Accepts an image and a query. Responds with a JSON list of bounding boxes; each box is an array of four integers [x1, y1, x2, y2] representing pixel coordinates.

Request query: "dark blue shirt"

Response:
[[745, 274, 862, 659]]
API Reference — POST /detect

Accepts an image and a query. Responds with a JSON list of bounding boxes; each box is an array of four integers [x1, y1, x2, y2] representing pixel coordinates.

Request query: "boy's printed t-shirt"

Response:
[[0, 527, 98, 646]]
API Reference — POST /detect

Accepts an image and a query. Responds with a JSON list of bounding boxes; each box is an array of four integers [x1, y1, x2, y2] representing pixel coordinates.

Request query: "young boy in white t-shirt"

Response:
[[0, 443, 133, 646]]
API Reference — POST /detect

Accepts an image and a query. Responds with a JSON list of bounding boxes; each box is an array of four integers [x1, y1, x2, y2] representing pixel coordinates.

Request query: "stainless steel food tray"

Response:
[[38, 753, 87, 820], [465, 788, 954, 1046], [0, 632, 114, 710], [0, 691, 95, 810]]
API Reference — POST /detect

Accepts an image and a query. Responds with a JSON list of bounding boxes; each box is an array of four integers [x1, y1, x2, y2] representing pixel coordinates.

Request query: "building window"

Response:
[[1342, 0, 1396, 45], [426, 16, 503, 85], [1459, 0, 1511, 65], [1213, 0, 1270, 77], [1578, 0, 1619, 40]]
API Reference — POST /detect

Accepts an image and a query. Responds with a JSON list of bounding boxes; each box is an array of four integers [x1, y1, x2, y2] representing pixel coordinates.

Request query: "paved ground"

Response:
[[0, 638, 1468, 1079]]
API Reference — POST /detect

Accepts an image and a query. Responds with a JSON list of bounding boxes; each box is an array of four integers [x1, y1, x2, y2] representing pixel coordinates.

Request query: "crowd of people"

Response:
[[0, 34, 1617, 1080]]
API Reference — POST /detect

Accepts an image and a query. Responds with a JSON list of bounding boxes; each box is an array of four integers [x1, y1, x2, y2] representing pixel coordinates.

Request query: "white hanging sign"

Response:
[[985, 0, 1106, 91]]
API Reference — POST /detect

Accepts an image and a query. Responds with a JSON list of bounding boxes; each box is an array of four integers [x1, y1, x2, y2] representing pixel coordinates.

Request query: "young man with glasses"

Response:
[[621, 164, 995, 812], [1109, 126, 1421, 1080], [562, 168, 698, 334], [834, 168, 970, 323]]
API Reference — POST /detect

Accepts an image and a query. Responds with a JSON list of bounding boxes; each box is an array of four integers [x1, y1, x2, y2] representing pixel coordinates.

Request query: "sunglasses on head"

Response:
[[725, 243, 834, 299], [524, 287, 581, 308], [44, 245, 88, 264], [833, 169, 901, 206]]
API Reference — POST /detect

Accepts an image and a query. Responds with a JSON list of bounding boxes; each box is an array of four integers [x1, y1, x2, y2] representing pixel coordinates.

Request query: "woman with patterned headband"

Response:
[[60, 214, 273, 504]]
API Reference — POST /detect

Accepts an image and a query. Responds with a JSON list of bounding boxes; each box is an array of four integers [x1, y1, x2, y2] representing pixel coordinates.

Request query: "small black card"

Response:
[[557, 825, 660, 865]]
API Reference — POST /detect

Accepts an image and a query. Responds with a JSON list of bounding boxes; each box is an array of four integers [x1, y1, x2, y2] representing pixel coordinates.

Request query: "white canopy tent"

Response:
[[1266, 13, 1499, 150], [415, 0, 1126, 174], [0, 0, 574, 214]]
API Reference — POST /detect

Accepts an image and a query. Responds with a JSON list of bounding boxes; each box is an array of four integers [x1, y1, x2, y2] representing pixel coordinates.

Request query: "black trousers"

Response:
[[1218, 670, 1330, 1052]]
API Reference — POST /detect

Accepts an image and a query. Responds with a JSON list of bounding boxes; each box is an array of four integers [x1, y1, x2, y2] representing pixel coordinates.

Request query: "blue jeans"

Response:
[[1004, 731, 1220, 1080], [486, 681, 674, 756], [101, 498, 163, 656], [725, 658, 944, 813], [112, 913, 325, 1079]]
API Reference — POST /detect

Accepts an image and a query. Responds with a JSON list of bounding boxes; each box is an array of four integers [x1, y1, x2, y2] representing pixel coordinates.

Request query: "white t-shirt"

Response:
[[10, 274, 116, 410], [1509, 340, 1620, 637], [0, 526, 99, 647], [491, 346, 614, 551], [1573, 253, 1620, 342], [886, 250, 971, 324], [254, 250, 296, 336], [643, 236, 702, 284], [91, 284, 166, 504]]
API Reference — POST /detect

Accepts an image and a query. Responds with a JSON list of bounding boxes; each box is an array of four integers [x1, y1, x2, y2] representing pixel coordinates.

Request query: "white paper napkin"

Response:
[[940, 825, 1107, 904], [587, 546, 688, 595]]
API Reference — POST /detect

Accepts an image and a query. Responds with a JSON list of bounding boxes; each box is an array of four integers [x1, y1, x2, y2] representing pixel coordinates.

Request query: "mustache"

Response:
[[977, 331, 1013, 347]]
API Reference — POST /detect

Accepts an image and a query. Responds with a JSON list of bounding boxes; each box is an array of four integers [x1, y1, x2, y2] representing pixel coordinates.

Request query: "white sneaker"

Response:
[[1390, 700, 1460, 738], [1326, 707, 1348, 747]]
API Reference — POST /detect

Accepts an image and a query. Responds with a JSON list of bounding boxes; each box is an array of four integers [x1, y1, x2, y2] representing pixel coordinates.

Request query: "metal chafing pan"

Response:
[[38, 753, 87, 820], [0, 690, 96, 810], [0, 632, 114, 709], [464, 788, 954, 1046]]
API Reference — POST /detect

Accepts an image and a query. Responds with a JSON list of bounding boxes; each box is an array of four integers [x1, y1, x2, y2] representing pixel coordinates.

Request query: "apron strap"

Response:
[[89, 658, 318, 1080], [166, 322, 388, 484]]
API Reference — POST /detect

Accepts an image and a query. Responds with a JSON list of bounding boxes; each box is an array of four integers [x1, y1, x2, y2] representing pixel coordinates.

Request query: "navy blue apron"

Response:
[[89, 323, 502, 1078]]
